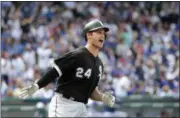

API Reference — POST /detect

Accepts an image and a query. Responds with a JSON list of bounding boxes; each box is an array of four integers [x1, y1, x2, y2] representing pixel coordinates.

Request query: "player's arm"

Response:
[[20, 52, 76, 99], [19, 59, 63, 99], [90, 87, 103, 101], [90, 87, 115, 107], [36, 68, 59, 88], [19, 67, 60, 99], [36, 58, 63, 89]]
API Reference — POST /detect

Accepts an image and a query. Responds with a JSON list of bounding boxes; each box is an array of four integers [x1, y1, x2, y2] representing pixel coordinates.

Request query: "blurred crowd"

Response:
[[1, 2, 179, 100]]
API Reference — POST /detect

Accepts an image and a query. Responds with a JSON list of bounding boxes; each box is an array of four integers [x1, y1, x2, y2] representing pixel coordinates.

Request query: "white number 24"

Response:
[[76, 67, 92, 79]]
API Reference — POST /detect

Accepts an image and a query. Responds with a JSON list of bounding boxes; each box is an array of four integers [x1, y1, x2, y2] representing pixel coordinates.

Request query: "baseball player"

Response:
[[20, 19, 115, 117]]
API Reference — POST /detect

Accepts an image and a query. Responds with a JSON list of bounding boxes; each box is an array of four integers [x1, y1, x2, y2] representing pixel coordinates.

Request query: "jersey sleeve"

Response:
[[50, 52, 77, 76]]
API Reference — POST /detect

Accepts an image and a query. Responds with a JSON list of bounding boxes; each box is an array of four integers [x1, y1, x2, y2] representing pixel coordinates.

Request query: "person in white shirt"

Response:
[[11, 54, 25, 78], [113, 75, 131, 98], [36, 41, 52, 72], [23, 44, 36, 68], [1, 52, 12, 78]]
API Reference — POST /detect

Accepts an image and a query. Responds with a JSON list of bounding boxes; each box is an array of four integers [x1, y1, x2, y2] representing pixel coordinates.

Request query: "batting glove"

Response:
[[102, 91, 115, 107], [19, 83, 39, 99]]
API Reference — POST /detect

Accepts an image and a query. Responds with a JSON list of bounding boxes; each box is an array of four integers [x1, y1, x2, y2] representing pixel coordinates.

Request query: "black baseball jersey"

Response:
[[52, 47, 104, 104]]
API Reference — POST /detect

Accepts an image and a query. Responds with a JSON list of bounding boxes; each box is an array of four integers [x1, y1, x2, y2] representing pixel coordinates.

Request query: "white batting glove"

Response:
[[19, 83, 39, 99], [102, 91, 115, 107]]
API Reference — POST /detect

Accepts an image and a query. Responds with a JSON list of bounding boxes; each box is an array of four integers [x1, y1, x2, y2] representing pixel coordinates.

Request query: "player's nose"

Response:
[[102, 34, 105, 40]]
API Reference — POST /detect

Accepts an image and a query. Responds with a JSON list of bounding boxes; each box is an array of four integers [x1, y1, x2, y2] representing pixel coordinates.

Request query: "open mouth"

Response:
[[99, 39, 103, 43]]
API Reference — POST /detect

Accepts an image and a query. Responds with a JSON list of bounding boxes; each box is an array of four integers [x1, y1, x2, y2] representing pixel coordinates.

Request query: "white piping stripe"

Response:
[[50, 59, 62, 77]]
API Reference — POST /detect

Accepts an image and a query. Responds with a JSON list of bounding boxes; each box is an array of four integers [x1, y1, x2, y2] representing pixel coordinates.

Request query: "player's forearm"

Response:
[[36, 68, 59, 89], [90, 87, 103, 101]]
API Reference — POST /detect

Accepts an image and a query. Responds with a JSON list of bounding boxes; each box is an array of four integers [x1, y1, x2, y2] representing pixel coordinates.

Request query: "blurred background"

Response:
[[1, 1, 179, 117]]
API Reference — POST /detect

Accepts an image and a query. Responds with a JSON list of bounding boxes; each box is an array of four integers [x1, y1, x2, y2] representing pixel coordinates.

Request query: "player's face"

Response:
[[91, 29, 106, 49]]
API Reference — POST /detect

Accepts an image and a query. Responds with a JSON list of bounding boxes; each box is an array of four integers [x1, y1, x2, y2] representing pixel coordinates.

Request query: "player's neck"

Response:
[[85, 44, 99, 57]]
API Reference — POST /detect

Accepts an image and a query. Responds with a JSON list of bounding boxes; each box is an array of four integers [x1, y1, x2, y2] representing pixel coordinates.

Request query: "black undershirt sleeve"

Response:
[[37, 68, 59, 89]]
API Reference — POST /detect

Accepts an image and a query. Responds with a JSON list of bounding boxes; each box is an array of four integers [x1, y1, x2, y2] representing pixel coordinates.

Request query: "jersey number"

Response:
[[76, 67, 92, 79]]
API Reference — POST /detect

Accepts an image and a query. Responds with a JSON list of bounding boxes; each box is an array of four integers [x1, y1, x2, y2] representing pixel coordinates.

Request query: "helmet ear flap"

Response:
[[82, 30, 87, 41], [85, 35, 87, 41], [84, 32, 89, 41], [105, 33, 107, 40]]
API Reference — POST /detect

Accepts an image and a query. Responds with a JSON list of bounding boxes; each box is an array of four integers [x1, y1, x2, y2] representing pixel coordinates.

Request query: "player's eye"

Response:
[[96, 31, 105, 36], [97, 31, 103, 34]]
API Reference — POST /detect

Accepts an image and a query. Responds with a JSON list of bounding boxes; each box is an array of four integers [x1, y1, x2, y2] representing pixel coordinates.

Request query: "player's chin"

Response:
[[94, 43, 104, 49], [97, 44, 103, 49], [99, 42, 104, 47]]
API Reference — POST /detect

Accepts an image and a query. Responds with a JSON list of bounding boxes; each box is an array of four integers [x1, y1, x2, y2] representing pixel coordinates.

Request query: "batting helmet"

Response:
[[83, 20, 109, 41]]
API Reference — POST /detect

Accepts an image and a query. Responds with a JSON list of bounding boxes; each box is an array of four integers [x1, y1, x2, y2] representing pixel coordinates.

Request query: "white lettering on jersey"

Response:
[[98, 66, 102, 80]]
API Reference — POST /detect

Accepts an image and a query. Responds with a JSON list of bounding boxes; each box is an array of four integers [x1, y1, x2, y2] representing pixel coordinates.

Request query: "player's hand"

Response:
[[102, 91, 115, 107], [19, 83, 39, 99]]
